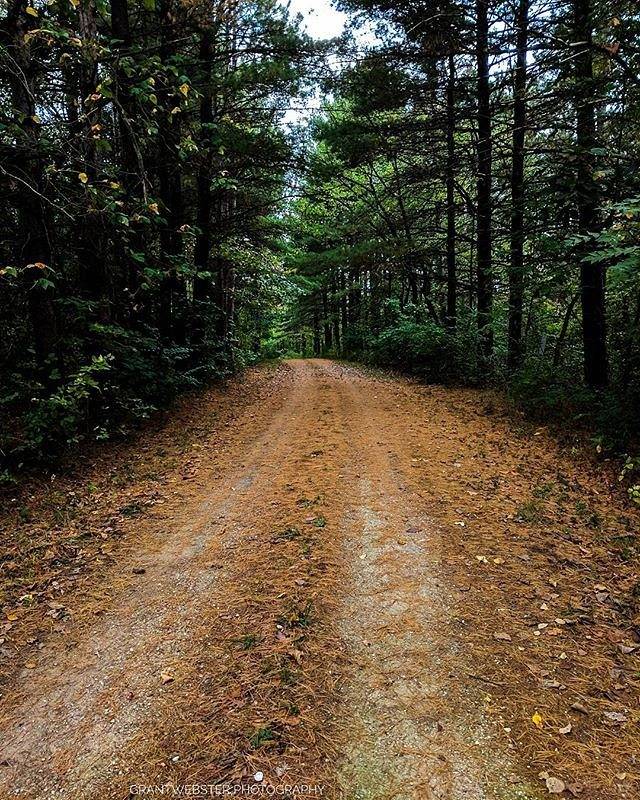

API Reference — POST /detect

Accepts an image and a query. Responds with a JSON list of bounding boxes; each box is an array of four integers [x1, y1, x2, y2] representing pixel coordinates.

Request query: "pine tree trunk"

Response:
[[322, 290, 332, 350], [475, 0, 493, 366], [111, 0, 137, 189], [158, 0, 184, 341], [331, 275, 341, 352], [111, 0, 142, 297], [193, 25, 213, 319], [507, 0, 528, 371], [77, 0, 110, 321], [446, 52, 457, 330], [4, 0, 57, 368], [574, 0, 608, 387]]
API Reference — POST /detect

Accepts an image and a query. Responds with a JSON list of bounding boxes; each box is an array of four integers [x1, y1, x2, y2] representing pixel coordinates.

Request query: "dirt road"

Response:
[[0, 360, 638, 799]]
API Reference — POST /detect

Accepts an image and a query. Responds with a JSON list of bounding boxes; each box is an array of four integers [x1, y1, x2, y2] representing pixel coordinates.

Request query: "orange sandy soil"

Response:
[[0, 360, 638, 800]]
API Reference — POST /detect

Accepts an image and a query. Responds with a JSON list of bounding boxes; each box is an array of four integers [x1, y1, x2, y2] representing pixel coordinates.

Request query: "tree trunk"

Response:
[[349, 267, 361, 326], [111, 0, 137, 190], [3, 0, 57, 368], [158, 0, 184, 341], [507, 0, 528, 371], [77, 0, 110, 320], [446, 52, 457, 330], [339, 269, 348, 343], [331, 275, 342, 353], [475, 0, 493, 366], [322, 291, 333, 351], [110, 0, 142, 297], [313, 304, 321, 356], [193, 25, 214, 331], [574, 0, 608, 387]]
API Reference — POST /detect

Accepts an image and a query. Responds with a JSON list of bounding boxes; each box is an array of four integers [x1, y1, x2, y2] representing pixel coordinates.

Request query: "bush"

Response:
[[0, 320, 233, 469], [368, 319, 458, 382], [509, 358, 637, 451]]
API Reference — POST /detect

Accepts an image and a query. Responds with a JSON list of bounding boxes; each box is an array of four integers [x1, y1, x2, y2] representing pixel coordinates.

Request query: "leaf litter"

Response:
[[0, 360, 638, 799]]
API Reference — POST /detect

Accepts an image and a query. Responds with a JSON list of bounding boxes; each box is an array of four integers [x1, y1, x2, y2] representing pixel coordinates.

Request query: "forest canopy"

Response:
[[1, 0, 640, 470]]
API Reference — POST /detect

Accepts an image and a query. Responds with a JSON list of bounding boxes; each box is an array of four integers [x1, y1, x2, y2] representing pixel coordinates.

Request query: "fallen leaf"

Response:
[[24, 661, 36, 669], [161, 671, 174, 684], [78, 172, 88, 184], [558, 723, 572, 734], [290, 649, 304, 665], [603, 711, 627, 724], [570, 702, 589, 715], [545, 776, 566, 794], [532, 711, 544, 729], [493, 632, 512, 642]]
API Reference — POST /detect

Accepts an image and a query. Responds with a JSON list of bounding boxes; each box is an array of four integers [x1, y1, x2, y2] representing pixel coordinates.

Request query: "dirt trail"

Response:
[[0, 360, 638, 800]]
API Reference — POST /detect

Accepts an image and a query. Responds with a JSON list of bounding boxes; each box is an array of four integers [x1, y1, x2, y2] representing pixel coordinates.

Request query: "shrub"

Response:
[[368, 319, 458, 382]]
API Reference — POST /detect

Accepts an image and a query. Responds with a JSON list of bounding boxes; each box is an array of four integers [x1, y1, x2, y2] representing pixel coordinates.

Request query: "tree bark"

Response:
[[77, 0, 110, 320], [313, 304, 321, 356], [158, 0, 184, 341], [574, 0, 608, 387], [110, 0, 137, 191], [475, 0, 493, 366], [331, 275, 342, 352], [507, 0, 529, 371], [193, 25, 214, 322], [445, 52, 457, 330], [3, 0, 57, 368], [322, 290, 332, 350], [110, 0, 142, 298]]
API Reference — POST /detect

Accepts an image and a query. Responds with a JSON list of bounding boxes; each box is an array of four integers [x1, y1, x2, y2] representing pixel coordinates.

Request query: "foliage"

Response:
[[0, 0, 311, 468], [283, 0, 640, 458]]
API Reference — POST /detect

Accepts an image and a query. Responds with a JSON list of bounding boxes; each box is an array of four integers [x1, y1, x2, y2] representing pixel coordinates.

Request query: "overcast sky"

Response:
[[286, 0, 347, 40]]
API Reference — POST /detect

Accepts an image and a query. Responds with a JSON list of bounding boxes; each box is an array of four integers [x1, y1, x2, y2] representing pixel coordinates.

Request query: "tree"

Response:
[[574, 0, 608, 387], [507, 0, 529, 371]]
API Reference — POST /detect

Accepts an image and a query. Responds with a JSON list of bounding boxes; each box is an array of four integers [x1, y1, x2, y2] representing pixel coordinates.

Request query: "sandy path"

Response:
[[334, 374, 519, 800], [1, 359, 636, 799]]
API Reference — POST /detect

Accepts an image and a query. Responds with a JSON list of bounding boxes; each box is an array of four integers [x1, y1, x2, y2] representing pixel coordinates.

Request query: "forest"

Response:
[[1, 0, 639, 464], [2, 2, 640, 797]]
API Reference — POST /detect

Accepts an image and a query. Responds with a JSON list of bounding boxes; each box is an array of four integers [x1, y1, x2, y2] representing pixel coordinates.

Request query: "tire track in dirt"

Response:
[[324, 365, 532, 800], [0, 360, 596, 800], [0, 362, 335, 797], [109, 359, 357, 796]]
